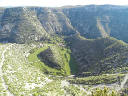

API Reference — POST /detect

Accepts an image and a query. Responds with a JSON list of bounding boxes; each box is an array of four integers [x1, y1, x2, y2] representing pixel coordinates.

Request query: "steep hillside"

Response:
[[1, 5, 128, 43], [0, 7, 49, 43], [0, 5, 128, 96], [66, 34, 128, 75], [0, 8, 5, 20], [32, 7, 77, 35], [63, 5, 128, 42], [37, 45, 71, 75]]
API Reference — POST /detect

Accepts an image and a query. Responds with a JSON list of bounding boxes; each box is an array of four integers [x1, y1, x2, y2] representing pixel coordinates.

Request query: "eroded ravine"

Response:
[[0, 44, 14, 96]]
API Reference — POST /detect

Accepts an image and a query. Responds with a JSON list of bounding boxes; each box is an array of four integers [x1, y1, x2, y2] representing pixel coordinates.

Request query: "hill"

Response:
[[0, 7, 49, 43], [1, 5, 128, 43], [66, 33, 128, 76], [63, 5, 128, 42], [0, 5, 128, 96]]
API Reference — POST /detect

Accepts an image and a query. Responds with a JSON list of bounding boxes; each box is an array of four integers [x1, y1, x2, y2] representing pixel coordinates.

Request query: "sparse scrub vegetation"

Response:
[[68, 74, 125, 85]]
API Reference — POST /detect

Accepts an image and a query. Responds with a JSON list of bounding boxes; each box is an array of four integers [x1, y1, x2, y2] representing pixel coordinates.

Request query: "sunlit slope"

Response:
[[33, 7, 76, 35], [28, 44, 78, 76], [0, 43, 88, 96], [1, 5, 128, 43], [63, 5, 128, 42], [0, 8, 49, 43]]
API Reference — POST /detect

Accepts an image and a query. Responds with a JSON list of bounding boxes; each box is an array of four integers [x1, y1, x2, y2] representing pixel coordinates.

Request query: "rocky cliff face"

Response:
[[63, 5, 128, 42], [1, 5, 128, 75], [33, 7, 76, 35], [0, 5, 128, 43], [0, 7, 49, 43]]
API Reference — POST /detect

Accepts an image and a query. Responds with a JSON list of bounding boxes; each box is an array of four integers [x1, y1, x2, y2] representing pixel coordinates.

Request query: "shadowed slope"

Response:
[[67, 34, 128, 75]]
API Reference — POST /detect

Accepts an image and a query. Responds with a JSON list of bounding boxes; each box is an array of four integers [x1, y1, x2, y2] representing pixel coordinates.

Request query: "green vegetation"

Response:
[[64, 85, 87, 96], [68, 74, 124, 85], [0, 78, 7, 96], [28, 44, 63, 76], [68, 54, 78, 74], [121, 88, 128, 96], [91, 87, 119, 96], [1, 5, 128, 96], [28, 44, 78, 76], [1, 5, 128, 43], [67, 35, 128, 75]]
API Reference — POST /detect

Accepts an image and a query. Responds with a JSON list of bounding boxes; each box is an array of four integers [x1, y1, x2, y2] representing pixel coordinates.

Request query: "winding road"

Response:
[[0, 44, 14, 96]]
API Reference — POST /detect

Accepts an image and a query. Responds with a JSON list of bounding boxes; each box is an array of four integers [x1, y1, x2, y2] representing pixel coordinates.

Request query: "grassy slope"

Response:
[[68, 54, 78, 75], [28, 44, 78, 76], [28, 45, 62, 75]]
